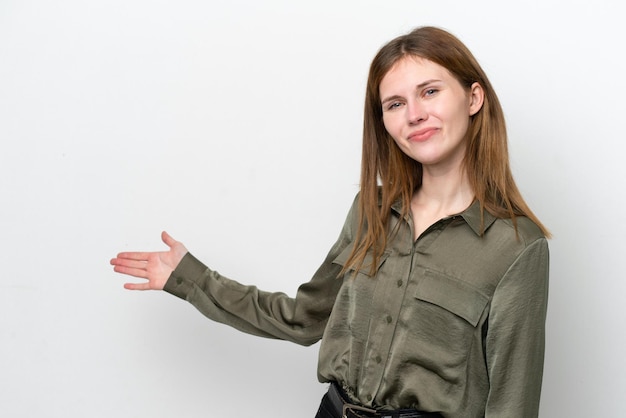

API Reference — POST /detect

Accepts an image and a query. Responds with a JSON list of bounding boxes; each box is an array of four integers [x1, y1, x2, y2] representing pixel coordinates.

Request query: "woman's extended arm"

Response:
[[109, 195, 359, 346]]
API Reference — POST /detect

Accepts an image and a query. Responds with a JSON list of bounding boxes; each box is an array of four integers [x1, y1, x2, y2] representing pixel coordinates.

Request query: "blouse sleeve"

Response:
[[162, 195, 358, 346], [484, 237, 550, 417]]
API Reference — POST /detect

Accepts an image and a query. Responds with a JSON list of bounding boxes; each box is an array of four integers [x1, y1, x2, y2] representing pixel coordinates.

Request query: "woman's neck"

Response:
[[410, 166, 474, 239], [416, 165, 473, 211]]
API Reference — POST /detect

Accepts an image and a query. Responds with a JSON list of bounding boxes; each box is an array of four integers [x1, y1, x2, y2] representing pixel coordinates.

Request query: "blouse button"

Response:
[[367, 394, 372, 401], [397, 279, 403, 287], [375, 355, 382, 364], [386, 315, 393, 324]]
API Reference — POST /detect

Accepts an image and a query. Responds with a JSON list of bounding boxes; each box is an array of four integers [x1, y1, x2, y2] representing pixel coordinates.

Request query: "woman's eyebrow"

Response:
[[416, 79, 442, 89], [381, 94, 403, 106], [381, 79, 443, 104]]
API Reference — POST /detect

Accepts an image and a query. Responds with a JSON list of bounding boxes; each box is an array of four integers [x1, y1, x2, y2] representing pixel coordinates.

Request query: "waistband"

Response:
[[327, 383, 442, 418]]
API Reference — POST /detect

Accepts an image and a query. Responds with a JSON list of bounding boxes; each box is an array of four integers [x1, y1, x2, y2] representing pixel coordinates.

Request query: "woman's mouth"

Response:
[[408, 128, 438, 142]]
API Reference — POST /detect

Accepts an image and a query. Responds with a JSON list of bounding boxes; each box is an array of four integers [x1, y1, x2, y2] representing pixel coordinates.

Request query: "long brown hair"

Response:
[[344, 26, 551, 275]]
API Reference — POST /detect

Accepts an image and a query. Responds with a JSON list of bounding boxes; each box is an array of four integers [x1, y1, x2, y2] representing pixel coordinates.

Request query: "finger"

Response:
[[114, 252, 151, 261], [110, 258, 148, 269], [113, 265, 149, 279], [124, 282, 152, 291], [161, 231, 177, 248]]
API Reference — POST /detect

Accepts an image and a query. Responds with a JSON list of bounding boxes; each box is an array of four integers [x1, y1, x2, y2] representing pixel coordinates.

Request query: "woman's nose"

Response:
[[407, 100, 427, 125]]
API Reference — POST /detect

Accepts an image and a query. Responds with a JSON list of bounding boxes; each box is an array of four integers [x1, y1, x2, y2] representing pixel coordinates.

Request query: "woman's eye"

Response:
[[387, 102, 402, 110], [424, 88, 438, 96]]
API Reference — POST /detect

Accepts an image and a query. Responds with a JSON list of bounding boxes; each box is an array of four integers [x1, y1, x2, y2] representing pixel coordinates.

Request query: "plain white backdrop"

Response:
[[1, 0, 624, 416]]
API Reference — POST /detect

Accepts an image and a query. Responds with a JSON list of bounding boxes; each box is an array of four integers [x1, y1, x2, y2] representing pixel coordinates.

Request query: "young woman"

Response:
[[111, 26, 550, 418]]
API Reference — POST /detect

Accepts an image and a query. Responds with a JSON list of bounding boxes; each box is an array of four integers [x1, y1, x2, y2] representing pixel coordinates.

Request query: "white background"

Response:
[[1, 0, 624, 416]]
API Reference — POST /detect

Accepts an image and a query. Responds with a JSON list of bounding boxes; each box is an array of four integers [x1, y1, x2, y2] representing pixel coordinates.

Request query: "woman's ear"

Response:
[[468, 82, 485, 116]]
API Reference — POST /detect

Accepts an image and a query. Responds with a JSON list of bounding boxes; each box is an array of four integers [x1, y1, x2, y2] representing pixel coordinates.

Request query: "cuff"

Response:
[[163, 252, 210, 300]]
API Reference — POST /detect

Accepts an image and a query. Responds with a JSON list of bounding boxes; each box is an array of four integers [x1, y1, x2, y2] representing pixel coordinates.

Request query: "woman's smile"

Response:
[[408, 127, 439, 142]]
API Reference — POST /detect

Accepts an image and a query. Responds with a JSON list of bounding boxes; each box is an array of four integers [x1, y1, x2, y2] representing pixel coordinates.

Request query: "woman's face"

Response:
[[379, 56, 483, 171]]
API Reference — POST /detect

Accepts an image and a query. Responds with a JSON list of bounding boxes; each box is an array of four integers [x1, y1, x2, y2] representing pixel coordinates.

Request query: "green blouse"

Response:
[[164, 195, 549, 417]]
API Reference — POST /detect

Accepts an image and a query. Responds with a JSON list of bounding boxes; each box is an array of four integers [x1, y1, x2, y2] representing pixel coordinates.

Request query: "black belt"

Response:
[[326, 383, 442, 418]]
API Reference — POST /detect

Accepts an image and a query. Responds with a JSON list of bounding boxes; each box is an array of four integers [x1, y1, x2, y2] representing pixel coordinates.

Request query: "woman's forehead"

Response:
[[381, 57, 453, 89]]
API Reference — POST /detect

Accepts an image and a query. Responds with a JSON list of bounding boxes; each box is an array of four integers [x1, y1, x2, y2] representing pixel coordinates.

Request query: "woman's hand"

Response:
[[110, 231, 188, 290]]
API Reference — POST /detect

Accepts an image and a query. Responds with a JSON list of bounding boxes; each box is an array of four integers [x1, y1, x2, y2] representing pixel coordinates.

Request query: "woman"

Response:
[[111, 26, 550, 418]]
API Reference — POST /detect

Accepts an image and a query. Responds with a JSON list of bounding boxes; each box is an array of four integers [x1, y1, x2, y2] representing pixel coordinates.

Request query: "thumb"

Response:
[[161, 230, 177, 248]]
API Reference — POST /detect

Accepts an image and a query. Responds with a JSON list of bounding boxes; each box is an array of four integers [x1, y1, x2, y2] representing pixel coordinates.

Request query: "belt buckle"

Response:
[[342, 402, 378, 418]]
